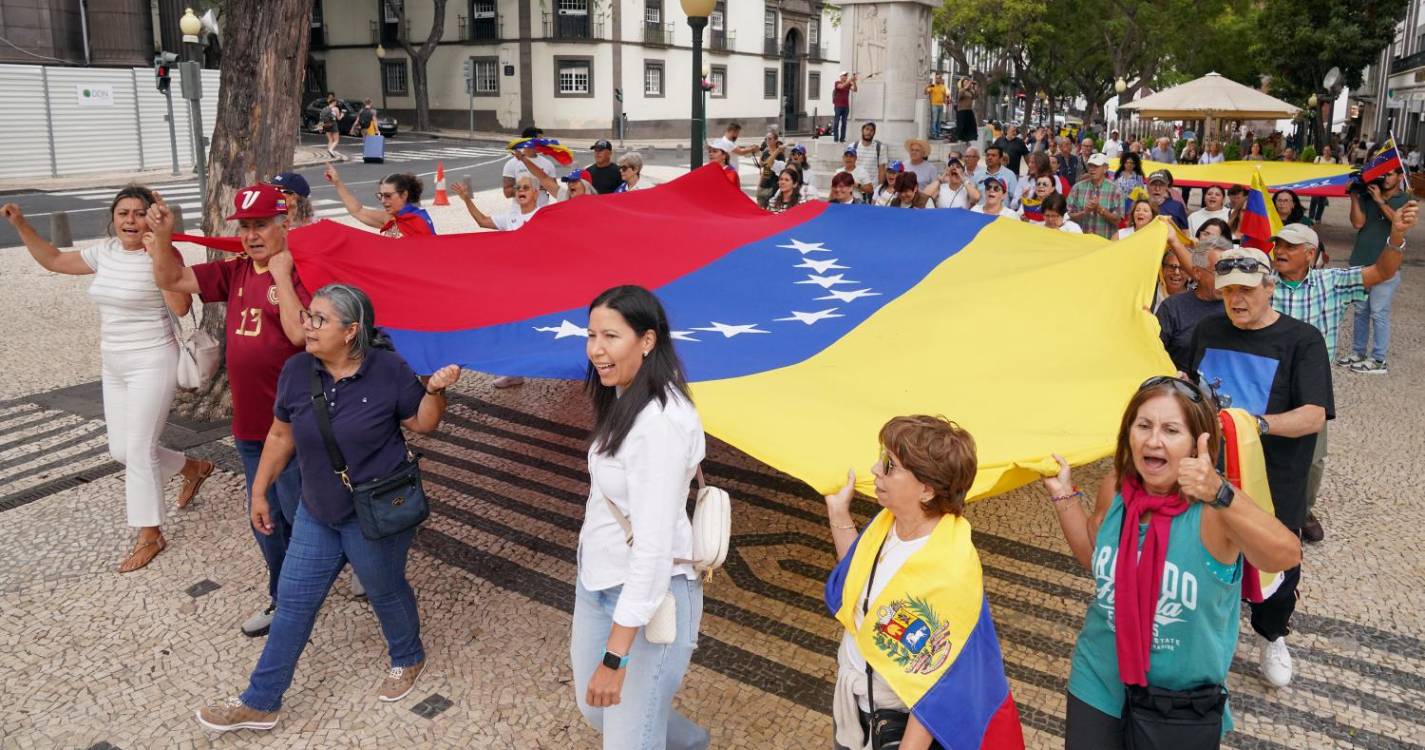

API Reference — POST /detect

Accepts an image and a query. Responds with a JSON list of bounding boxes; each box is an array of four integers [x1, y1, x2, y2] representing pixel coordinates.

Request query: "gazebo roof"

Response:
[[1119, 72, 1300, 120]]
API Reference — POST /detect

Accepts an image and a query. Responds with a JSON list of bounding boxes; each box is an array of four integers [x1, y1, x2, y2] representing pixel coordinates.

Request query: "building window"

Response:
[[764, 10, 777, 39], [382, 0, 401, 23], [710, 65, 726, 98], [644, 61, 664, 97], [712, 2, 724, 30], [381, 60, 408, 95], [644, 0, 661, 25], [559, 0, 587, 14], [473, 57, 499, 95], [470, 0, 497, 40], [555, 56, 593, 97], [809, 71, 820, 100], [809, 19, 819, 46], [764, 68, 777, 99]]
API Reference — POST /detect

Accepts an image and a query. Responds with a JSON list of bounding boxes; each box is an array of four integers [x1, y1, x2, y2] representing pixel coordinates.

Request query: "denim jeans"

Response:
[[240, 503, 423, 712], [833, 107, 849, 142], [929, 105, 943, 138], [1350, 272, 1401, 361], [571, 576, 707, 750], [235, 438, 302, 603]]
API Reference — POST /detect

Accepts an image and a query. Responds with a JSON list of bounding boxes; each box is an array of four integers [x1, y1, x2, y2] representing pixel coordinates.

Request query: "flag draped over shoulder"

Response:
[[282, 165, 1174, 499], [824, 511, 1024, 748], [1218, 408, 1280, 601], [1118, 159, 1354, 197]]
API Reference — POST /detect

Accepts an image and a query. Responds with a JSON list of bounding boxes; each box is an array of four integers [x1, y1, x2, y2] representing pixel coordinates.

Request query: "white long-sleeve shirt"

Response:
[[580, 389, 705, 627]]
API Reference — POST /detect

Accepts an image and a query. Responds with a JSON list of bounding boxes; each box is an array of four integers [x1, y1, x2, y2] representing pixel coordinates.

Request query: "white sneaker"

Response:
[[240, 604, 275, 638], [492, 376, 525, 389], [1260, 637, 1293, 687]]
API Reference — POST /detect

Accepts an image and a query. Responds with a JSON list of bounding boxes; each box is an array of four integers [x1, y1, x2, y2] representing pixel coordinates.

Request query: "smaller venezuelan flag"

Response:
[[1361, 135, 1405, 183], [825, 511, 1024, 748], [1238, 168, 1281, 253], [1218, 409, 1281, 602], [505, 136, 575, 166]]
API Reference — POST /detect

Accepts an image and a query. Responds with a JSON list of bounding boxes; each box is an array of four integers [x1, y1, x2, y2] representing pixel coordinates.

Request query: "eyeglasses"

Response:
[[1162, 262, 1185, 272], [1214, 257, 1269, 276], [299, 309, 329, 329], [376, 191, 398, 200], [876, 448, 906, 476], [1138, 375, 1212, 404]]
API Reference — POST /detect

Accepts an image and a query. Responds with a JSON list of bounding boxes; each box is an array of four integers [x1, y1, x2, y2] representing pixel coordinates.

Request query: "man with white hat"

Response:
[[1066, 153, 1123, 239], [1188, 245, 1331, 691]]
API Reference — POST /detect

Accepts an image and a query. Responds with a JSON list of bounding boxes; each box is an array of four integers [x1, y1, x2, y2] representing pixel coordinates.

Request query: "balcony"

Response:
[[643, 22, 673, 46], [1390, 49, 1425, 75], [458, 13, 502, 42], [709, 28, 733, 52], [543, 12, 604, 41], [810, 43, 827, 60], [370, 19, 406, 46], [763, 36, 779, 56]]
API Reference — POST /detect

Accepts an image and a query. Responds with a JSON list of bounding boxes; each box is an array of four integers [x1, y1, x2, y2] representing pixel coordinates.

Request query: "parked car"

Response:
[[302, 97, 398, 138]]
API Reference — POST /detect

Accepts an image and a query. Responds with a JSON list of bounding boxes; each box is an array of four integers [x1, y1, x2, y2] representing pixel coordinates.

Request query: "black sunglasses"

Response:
[[1214, 257, 1270, 275], [1139, 375, 1217, 407]]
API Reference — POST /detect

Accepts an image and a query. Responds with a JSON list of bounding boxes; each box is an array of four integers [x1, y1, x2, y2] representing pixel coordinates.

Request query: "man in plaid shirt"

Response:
[[1269, 207, 1417, 543]]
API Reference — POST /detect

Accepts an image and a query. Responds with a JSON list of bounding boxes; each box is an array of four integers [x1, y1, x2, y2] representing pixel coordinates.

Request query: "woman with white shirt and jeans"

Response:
[[2, 187, 214, 572], [575, 285, 709, 750]]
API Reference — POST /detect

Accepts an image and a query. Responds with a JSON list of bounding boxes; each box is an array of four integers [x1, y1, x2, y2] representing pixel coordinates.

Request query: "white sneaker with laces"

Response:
[[493, 376, 525, 389], [1260, 636, 1293, 688], [240, 603, 275, 638]]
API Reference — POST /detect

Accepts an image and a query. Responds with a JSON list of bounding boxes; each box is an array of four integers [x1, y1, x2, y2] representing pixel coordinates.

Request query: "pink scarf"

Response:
[[1115, 475, 1189, 686]]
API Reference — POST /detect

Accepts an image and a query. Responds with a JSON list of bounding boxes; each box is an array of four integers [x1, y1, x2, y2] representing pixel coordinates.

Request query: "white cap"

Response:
[[1086, 153, 1111, 167], [708, 137, 736, 154]]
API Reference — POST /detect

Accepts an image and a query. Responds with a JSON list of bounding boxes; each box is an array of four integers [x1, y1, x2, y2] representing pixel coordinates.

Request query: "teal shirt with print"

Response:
[[1067, 495, 1242, 731]]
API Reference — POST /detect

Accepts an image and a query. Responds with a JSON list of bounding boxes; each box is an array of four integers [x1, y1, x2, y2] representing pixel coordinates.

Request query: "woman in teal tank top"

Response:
[[1040, 377, 1302, 749]]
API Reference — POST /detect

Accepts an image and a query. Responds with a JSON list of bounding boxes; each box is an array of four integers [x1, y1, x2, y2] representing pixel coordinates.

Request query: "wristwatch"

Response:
[[1211, 478, 1236, 509], [1255, 414, 1270, 435], [602, 650, 629, 671]]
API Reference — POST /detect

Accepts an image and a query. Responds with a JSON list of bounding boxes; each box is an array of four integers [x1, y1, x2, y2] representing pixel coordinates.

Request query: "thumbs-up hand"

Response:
[[1176, 433, 1222, 503]]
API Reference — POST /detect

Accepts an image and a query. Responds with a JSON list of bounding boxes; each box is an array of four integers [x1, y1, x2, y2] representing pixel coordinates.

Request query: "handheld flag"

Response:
[[825, 512, 1024, 748], [506, 136, 575, 166], [1361, 135, 1405, 183], [283, 165, 1173, 499], [1218, 409, 1281, 601], [1238, 168, 1282, 253]]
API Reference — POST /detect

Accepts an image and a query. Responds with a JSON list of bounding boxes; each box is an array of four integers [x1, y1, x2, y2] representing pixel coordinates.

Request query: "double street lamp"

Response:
[[682, 0, 715, 169]]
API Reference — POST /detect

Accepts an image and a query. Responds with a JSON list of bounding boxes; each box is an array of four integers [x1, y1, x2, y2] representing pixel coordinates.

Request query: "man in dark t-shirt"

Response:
[[1188, 246, 1329, 691], [586, 140, 622, 194]]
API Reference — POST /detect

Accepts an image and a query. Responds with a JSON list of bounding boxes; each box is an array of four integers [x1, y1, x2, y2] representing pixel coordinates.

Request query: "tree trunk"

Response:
[[395, 0, 449, 133], [174, 0, 311, 421]]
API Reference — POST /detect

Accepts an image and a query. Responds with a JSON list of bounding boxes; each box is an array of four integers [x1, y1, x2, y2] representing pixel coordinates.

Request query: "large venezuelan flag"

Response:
[[1119, 159, 1353, 197], [825, 511, 1024, 748], [289, 165, 1174, 498]]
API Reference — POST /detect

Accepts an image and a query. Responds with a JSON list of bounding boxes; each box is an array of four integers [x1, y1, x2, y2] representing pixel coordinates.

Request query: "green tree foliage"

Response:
[[1260, 0, 1408, 104]]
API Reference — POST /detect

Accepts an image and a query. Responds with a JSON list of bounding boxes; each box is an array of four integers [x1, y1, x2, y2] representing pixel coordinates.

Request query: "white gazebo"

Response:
[[1119, 72, 1301, 137]]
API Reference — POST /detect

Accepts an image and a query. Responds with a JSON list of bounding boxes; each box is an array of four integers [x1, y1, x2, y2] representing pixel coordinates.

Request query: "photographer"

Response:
[[1343, 168, 1410, 375], [756, 133, 788, 209]]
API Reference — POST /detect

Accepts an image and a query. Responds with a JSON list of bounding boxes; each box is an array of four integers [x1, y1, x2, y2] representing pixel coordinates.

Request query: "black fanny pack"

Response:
[[1122, 682, 1227, 750], [309, 365, 429, 540]]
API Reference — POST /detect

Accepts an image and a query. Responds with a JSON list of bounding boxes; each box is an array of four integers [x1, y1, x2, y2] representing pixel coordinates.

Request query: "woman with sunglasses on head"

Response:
[[575, 285, 709, 750], [196, 283, 461, 733], [1042, 378, 1300, 749], [2, 188, 215, 573], [324, 163, 435, 238]]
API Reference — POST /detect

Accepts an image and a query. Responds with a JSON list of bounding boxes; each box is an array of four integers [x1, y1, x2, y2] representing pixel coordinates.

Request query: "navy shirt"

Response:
[[274, 348, 426, 523], [1157, 197, 1189, 230]]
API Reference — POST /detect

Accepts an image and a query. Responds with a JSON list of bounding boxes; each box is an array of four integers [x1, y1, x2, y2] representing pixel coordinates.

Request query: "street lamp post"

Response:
[[682, 0, 715, 169], [179, 7, 207, 213], [376, 43, 388, 114], [1114, 77, 1127, 141]]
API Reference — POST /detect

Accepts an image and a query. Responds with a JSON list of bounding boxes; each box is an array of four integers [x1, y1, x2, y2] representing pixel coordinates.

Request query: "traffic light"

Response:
[[154, 52, 178, 93]]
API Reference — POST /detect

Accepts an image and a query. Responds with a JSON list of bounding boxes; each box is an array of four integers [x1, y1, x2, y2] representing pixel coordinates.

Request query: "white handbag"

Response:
[[169, 307, 221, 390], [604, 466, 731, 644]]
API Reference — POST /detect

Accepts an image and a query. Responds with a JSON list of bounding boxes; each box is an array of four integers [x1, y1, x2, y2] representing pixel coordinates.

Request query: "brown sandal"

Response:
[[117, 535, 167, 573], [177, 459, 215, 509]]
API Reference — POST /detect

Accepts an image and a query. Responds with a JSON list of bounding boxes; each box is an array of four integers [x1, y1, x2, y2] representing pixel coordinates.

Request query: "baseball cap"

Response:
[[270, 172, 310, 198], [791, 144, 806, 154], [1270, 223, 1320, 248], [887, 160, 905, 173], [591, 139, 612, 151], [561, 168, 587, 184], [708, 137, 736, 153], [1086, 153, 1110, 167], [839, 70, 849, 77], [980, 176, 1007, 191], [843, 146, 858, 157], [1147, 169, 1173, 185], [1213, 247, 1274, 290], [226, 183, 287, 221]]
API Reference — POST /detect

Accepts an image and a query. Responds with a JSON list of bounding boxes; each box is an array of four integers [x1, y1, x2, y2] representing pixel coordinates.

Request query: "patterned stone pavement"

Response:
[[2, 204, 1425, 749]]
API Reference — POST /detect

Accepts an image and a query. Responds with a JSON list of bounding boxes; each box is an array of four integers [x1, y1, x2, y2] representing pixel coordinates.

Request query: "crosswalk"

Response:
[[48, 181, 351, 219], [378, 144, 511, 163]]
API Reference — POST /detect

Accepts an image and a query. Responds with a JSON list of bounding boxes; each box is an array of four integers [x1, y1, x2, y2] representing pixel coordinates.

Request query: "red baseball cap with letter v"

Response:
[[226, 183, 289, 220]]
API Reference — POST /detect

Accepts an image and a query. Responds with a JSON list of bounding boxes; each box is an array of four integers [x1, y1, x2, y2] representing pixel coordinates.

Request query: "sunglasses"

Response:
[[1214, 257, 1269, 275], [1138, 375, 1211, 404], [876, 448, 906, 476], [376, 191, 399, 200], [619, 165, 635, 171], [277, 188, 297, 196]]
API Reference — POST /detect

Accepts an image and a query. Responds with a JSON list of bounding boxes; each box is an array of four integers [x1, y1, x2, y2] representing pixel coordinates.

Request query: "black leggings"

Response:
[[1249, 563, 1301, 641], [1065, 692, 1123, 750]]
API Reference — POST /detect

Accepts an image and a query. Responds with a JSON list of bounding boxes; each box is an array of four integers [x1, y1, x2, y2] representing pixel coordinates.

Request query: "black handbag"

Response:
[[309, 365, 429, 540], [862, 534, 943, 750], [1122, 682, 1227, 750]]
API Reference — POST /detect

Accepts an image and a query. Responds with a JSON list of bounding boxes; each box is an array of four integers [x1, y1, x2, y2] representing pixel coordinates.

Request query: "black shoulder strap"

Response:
[[862, 531, 891, 723], [308, 364, 352, 491]]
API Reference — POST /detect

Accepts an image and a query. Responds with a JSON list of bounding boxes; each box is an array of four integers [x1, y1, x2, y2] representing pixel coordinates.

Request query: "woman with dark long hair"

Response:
[[767, 167, 805, 214], [574, 285, 709, 750], [1272, 189, 1310, 226], [324, 164, 435, 237]]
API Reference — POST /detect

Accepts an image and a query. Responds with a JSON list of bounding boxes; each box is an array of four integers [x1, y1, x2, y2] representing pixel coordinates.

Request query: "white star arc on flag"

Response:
[[533, 320, 588, 339], [775, 308, 843, 325], [796, 257, 849, 274], [776, 239, 830, 254], [816, 288, 882, 303], [670, 330, 699, 342], [689, 322, 771, 338], [795, 273, 858, 289]]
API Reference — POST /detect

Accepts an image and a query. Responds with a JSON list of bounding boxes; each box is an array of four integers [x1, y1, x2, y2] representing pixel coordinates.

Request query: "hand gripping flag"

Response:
[[1238, 168, 1282, 253], [287, 165, 1174, 499], [506, 136, 575, 166], [1218, 408, 1281, 601], [825, 511, 1024, 748]]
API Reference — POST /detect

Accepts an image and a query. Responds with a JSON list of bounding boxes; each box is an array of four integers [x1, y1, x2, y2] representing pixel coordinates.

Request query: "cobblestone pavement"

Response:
[[2, 200, 1424, 749]]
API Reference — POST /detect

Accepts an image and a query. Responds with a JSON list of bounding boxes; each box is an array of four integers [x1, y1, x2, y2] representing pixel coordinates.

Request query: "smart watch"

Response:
[[1211, 478, 1236, 509], [1255, 414, 1270, 435], [602, 650, 629, 671]]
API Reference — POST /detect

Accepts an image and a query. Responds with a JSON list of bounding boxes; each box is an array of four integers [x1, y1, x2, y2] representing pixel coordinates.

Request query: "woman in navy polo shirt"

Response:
[[196, 283, 461, 733]]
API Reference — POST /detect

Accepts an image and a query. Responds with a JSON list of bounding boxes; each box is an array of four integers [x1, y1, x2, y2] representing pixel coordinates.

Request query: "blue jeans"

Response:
[[571, 576, 707, 750], [1351, 272, 1401, 361], [240, 503, 423, 712], [235, 438, 301, 603], [929, 105, 943, 138], [833, 107, 849, 142]]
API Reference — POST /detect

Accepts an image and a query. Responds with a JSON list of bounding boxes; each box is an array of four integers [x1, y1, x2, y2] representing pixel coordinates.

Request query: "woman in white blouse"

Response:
[[575, 285, 709, 750], [2, 188, 214, 572]]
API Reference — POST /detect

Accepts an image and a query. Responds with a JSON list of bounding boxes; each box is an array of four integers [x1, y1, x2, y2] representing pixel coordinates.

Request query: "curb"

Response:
[[1, 146, 338, 195]]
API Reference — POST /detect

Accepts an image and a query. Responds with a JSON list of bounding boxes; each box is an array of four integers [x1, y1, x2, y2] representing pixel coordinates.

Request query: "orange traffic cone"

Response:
[[433, 161, 450, 206]]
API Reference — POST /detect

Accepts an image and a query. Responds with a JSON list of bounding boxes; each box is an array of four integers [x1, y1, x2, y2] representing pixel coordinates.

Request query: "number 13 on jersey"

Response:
[[234, 307, 263, 337]]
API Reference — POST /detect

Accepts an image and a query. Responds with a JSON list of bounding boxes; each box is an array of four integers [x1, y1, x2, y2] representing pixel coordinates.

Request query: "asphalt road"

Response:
[[0, 132, 686, 247]]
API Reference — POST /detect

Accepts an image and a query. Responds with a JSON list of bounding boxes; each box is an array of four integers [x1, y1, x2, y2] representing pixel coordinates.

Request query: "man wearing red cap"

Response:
[[149, 184, 314, 638]]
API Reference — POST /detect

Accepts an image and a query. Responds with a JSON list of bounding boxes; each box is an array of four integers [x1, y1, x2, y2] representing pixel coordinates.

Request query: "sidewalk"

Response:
[[407, 126, 756, 155], [0, 145, 336, 195]]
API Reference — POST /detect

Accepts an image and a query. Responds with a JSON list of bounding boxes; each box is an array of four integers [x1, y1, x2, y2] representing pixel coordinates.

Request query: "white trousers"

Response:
[[100, 342, 186, 528]]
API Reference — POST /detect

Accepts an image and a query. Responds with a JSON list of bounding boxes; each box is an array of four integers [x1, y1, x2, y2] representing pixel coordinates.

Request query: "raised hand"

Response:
[[427, 364, 462, 391], [1176, 433, 1222, 503], [324, 162, 340, 184], [825, 469, 856, 520], [0, 203, 22, 226], [449, 180, 471, 200], [145, 196, 174, 235], [1392, 200, 1419, 235], [1041, 453, 1073, 499]]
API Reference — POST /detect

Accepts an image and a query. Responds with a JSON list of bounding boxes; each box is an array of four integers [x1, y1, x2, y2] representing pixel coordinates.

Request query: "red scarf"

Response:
[[1115, 475, 1189, 686]]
